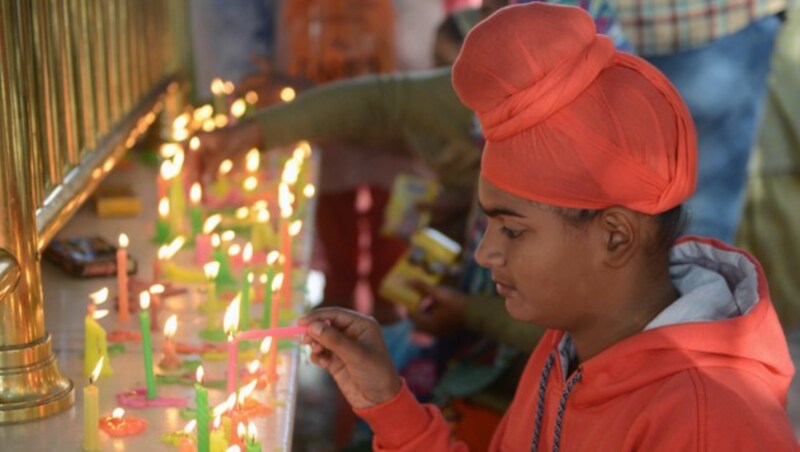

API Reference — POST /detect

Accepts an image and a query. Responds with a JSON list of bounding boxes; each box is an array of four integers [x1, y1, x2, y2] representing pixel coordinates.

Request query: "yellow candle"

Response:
[[209, 416, 228, 452], [83, 356, 104, 451], [85, 288, 113, 377]]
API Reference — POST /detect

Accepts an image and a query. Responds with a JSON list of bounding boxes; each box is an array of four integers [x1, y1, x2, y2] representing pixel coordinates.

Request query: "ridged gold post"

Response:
[[0, 0, 191, 424], [0, 1, 74, 423]]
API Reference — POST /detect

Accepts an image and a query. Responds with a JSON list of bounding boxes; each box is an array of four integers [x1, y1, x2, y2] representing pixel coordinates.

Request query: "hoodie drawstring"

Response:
[[531, 352, 584, 452]]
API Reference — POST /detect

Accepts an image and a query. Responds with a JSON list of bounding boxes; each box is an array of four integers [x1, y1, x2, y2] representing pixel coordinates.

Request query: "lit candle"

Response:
[[278, 182, 294, 308], [224, 296, 241, 395], [240, 243, 253, 331], [189, 183, 205, 241], [212, 233, 235, 286], [195, 215, 222, 266], [99, 407, 148, 437], [155, 197, 172, 244], [279, 86, 296, 103], [282, 220, 303, 308], [211, 159, 233, 198], [178, 420, 198, 452], [149, 283, 165, 332], [168, 150, 187, 236], [157, 158, 173, 201], [210, 78, 227, 117], [245, 422, 261, 452], [85, 288, 113, 377], [154, 245, 166, 283], [210, 416, 228, 452], [195, 366, 210, 452], [139, 291, 158, 399], [260, 251, 280, 329], [267, 273, 284, 382], [83, 356, 104, 451], [250, 207, 274, 252], [244, 91, 258, 114], [203, 262, 222, 331], [158, 235, 187, 283], [117, 234, 130, 323], [160, 314, 181, 370], [230, 98, 246, 124]]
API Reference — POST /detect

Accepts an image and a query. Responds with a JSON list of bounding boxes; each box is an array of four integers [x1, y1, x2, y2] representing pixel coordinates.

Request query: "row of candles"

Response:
[[81, 77, 313, 449]]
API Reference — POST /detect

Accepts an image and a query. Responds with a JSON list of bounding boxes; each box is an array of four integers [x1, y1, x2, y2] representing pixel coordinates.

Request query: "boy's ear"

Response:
[[597, 208, 638, 268]]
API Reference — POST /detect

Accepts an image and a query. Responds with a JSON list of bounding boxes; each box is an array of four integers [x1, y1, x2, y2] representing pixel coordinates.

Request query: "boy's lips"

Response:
[[493, 279, 515, 297]]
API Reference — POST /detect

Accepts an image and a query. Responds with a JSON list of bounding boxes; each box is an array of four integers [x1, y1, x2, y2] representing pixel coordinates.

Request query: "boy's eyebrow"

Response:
[[478, 201, 525, 218]]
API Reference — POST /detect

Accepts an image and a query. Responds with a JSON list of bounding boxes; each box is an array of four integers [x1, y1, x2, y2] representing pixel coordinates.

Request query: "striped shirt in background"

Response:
[[611, 0, 788, 55]]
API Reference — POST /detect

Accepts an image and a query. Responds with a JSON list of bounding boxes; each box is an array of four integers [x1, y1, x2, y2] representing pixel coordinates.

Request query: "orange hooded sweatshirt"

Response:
[[356, 238, 798, 450]]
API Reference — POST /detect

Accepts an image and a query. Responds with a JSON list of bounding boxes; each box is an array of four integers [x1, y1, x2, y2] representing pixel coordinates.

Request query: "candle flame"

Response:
[[243, 176, 258, 191], [112, 408, 125, 419], [162, 236, 186, 259], [203, 214, 222, 234], [203, 261, 220, 280], [245, 148, 260, 173], [224, 296, 241, 336], [234, 207, 250, 219], [150, 284, 165, 295], [172, 128, 189, 142], [139, 291, 151, 310], [160, 159, 176, 180], [230, 98, 247, 118], [253, 200, 267, 210], [237, 422, 246, 439], [190, 183, 202, 205], [279, 87, 296, 102], [247, 359, 261, 374], [259, 274, 267, 284], [238, 379, 257, 404], [303, 183, 316, 198], [158, 197, 170, 218], [211, 233, 221, 247], [281, 159, 300, 185], [90, 356, 105, 384], [93, 309, 109, 320], [194, 104, 214, 123], [259, 337, 272, 354], [213, 415, 222, 429], [213, 398, 231, 418], [160, 143, 180, 159], [247, 272, 254, 284], [158, 245, 168, 260], [224, 392, 236, 413], [245, 91, 258, 105], [202, 118, 216, 132], [118, 233, 129, 248], [247, 421, 258, 441], [89, 287, 109, 305], [164, 314, 178, 337], [298, 140, 312, 158], [183, 419, 197, 434], [272, 273, 284, 292], [278, 183, 293, 219], [221, 230, 236, 242], [243, 243, 253, 263], [210, 78, 225, 95], [256, 208, 269, 223], [227, 445, 242, 452], [196, 365, 204, 384], [227, 243, 241, 257], [223, 81, 234, 95], [218, 159, 233, 176], [267, 251, 280, 266], [214, 114, 229, 128], [189, 136, 201, 151], [289, 220, 303, 237]]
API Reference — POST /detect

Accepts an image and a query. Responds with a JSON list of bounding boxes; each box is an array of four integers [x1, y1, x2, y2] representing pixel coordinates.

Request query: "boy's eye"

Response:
[[500, 226, 523, 239]]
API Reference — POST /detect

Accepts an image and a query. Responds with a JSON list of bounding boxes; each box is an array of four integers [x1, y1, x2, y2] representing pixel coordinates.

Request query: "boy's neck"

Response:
[[571, 271, 678, 365]]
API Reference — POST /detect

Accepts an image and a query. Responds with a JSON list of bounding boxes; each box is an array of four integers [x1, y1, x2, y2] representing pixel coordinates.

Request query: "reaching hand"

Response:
[[196, 119, 264, 183], [300, 308, 402, 410], [408, 281, 468, 337]]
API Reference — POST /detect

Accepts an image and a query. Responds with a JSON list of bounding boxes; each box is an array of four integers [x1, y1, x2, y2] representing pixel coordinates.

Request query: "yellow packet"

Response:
[[382, 174, 440, 239]]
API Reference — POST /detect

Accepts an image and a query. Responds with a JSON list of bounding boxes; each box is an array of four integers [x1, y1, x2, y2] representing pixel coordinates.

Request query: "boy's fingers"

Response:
[[305, 320, 367, 365]]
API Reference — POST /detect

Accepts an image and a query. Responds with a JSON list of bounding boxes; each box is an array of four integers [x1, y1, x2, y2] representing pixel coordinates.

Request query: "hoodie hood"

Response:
[[566, 237, 794, 407]]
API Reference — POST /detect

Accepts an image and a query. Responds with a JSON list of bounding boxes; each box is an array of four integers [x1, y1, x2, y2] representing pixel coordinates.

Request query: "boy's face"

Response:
[[475, 178, 604, 330]]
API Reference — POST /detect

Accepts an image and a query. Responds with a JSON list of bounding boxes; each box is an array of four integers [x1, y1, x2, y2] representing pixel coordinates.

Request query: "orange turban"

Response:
[[452, 3, 696, 214]]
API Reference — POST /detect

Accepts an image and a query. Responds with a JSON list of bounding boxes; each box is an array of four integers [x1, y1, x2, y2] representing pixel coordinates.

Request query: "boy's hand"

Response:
[[408, 281, 468, 337], [300, 308, 402, 410], [196, 120, 264, 182]]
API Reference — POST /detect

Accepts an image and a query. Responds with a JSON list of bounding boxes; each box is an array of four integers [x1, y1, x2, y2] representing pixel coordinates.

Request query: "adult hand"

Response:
[[408, 281, 468, 337], [300, 308, 402, 410], [196, 119, 264, 182]]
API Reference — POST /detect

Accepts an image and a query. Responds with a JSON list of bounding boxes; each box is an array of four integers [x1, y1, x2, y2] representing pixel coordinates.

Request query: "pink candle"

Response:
[[236, 325, 308, 342], [117, 234, 130, 323]]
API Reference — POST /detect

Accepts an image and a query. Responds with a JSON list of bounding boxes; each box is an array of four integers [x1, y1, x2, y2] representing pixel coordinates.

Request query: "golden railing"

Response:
[[0, 0, 191, 423]]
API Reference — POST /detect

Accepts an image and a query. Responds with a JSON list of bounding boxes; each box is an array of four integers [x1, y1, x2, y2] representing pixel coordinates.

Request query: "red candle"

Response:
[[117, 234, 130, 323], [160, 314, 182, 370], [99, 407, 149, 437]]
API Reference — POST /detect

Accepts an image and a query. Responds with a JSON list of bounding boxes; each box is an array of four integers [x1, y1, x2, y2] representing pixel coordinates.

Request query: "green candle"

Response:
[[195, 366, 210, 452], [212, 247, 235, 286], [139, 292, 158, 399], [155, 197, 172, 244], [189, 183, 205, 241], [245, 422, 261, 452]]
